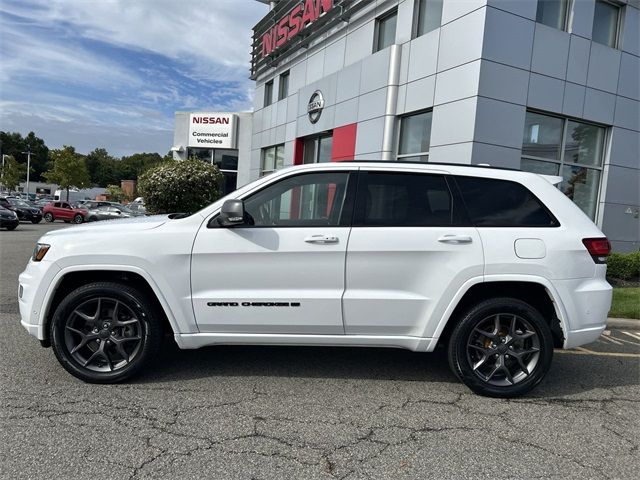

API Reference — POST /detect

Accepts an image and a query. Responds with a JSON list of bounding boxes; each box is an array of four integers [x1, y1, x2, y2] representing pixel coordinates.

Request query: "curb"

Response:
[[607, 318, 640, 330]]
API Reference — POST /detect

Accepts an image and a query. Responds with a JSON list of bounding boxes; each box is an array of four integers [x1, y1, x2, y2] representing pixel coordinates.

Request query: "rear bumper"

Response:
[[553, 276, 612, 349]]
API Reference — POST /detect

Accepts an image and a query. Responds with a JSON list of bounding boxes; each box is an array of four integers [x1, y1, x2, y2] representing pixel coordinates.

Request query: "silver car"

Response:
[[86, 203, 137, 222]]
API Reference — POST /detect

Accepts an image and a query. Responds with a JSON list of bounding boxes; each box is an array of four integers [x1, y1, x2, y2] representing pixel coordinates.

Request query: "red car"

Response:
[[42, 202, 88, 224]]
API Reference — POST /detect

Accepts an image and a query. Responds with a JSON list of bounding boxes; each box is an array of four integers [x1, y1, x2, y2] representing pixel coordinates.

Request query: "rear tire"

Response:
[[50, 282, 164, 383], [44, 213, 54, 222], [73, 214, 84, 224], [448, 297, 553, 398]]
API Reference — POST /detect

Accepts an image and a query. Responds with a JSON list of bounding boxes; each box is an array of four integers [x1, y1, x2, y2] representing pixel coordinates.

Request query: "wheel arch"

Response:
[[40, 267, 178, 346], [433, 277, 567, 350]]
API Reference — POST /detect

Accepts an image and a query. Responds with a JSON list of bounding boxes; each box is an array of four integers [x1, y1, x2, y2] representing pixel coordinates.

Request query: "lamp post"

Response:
[[21, 147, 31, 199]]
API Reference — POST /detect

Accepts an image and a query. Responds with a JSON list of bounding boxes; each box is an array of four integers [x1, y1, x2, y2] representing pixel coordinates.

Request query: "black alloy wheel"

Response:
[[50, 282, 163, 383], [448, 298, 553, 398]]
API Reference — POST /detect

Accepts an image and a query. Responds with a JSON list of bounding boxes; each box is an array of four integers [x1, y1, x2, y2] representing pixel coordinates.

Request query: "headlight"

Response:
[[32, 243, 50, 262]]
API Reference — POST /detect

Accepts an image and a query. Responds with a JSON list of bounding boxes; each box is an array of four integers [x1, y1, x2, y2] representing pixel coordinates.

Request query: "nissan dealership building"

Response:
[[176, 0, 639, 251]]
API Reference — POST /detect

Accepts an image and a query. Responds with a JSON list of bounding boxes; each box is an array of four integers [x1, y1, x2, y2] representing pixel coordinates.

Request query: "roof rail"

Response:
[[341, 160, 522, 172]]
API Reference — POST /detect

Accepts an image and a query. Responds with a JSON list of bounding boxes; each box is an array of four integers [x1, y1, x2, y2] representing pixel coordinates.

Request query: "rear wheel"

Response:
[[73, 214, 84, 224], [44, 213, 54, 222], [50, 282, 163, 383], [448, 298, 553, 398]]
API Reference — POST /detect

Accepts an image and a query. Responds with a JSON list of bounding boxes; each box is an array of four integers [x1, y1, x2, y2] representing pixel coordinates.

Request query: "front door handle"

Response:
[[305, 235, 339, 244], [438, 234, 473, 244]]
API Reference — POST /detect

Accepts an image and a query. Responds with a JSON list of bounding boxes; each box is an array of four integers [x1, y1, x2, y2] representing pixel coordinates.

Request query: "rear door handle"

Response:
[[305, 235, 339, 244], [438, 235, 473, 244]]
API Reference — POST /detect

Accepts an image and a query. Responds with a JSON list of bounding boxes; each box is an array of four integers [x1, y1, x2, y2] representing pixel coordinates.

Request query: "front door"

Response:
[[191, 170, 355, 334]]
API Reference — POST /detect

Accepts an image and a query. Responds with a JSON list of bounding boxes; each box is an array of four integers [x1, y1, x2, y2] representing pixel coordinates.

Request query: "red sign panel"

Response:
[[261, 0, 334, 58]]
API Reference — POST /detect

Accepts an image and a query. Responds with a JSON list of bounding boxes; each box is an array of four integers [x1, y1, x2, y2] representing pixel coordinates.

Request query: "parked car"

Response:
[[42, 202, 88, 224], [85, 203, 139, 222], [0, 197, 42, 223], [126, 203, 147, 215], [18, 162, 612, 397], [0, 205, 19, 230]]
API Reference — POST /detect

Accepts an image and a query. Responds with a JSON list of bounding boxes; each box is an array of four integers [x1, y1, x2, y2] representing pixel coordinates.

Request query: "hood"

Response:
[[41, 214, 170, 239]]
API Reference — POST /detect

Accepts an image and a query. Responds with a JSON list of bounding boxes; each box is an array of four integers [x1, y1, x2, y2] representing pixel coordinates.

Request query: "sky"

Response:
[[0, 0, 267, 157]]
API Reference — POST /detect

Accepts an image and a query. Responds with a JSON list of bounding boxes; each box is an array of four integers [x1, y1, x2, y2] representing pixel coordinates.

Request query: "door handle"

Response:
[[305, 235, 339, 244], [438, 235, 473, 244]]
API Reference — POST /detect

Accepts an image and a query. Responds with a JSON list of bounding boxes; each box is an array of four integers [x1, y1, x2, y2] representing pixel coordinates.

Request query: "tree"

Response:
[[105, 184, 125, 203], [0, 131, 49, 181], [86, 148, 118, 186], [0, 155, 26, 192], [138, 160, 223, 214], [44, 146, 91, 201], [118, 152, 168, 181]]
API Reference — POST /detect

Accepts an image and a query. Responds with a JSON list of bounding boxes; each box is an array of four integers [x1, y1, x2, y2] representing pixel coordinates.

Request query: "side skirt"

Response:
[[174, 333, 435, 352]]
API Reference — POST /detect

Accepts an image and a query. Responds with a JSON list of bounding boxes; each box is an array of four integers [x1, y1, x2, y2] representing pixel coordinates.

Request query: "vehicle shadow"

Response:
[[136, 341, 640, 398]]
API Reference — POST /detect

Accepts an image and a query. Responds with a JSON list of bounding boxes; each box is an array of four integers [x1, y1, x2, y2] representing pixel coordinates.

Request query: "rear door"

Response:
[[343, 170, 484, 337]]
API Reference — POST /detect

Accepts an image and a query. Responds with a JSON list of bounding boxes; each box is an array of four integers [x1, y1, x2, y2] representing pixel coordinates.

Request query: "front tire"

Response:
[[44, 213, 54, 222], [448, 298, 553, 398], [73, 214, 84, 224], [5, 225, 17, 231], [31, 218, 42, 224], [50, 282, 163, 383]]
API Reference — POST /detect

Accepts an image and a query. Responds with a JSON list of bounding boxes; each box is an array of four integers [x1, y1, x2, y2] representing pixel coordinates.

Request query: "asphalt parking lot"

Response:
[[1, 223, 638, 479]]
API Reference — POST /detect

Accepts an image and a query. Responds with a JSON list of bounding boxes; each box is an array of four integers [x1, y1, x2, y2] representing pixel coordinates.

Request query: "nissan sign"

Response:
[[261, 0, 334, 58], [307, 91, 325, 124], [188, 114, 238, 149]]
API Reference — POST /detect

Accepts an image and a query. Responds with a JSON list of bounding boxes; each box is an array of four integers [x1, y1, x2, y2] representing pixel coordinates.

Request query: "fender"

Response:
[[426, 274, 569, 351], [37, 264, 195, 340]]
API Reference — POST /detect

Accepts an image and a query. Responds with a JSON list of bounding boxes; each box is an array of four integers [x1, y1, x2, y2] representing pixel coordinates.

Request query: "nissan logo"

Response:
[[307, 90, 325, 124]]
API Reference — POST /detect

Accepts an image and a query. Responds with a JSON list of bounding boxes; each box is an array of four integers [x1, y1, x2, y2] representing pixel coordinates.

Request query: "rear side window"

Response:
[[354, 172, 455, 227], [455, 176, 558, 227], [54, 202, 61, 208]]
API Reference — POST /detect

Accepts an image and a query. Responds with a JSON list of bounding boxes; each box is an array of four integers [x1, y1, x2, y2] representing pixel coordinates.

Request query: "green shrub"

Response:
[[138, 160, 223, 215], [607, 251, 640, 280]]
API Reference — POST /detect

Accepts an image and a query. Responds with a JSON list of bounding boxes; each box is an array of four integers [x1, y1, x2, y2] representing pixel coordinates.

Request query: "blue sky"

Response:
[[0, 0, 267, 156]]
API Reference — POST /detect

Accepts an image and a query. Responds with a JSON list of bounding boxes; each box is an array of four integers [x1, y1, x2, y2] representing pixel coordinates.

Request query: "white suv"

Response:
[[18, 162, 612, 397]]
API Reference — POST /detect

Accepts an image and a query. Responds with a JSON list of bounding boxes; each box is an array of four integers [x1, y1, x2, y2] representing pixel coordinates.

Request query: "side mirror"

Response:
[[218, 199, 246, 227]]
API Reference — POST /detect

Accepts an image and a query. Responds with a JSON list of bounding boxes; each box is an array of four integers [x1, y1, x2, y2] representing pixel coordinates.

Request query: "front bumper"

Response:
[[18, 259, 61, 341], [0, 218, 19, 228]]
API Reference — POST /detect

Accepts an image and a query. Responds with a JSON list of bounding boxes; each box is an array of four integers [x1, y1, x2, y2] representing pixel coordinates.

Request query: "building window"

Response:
[[536, 0, 569, 31], [521, 111, 606, 220], [278, 71, 290, 101], [415, 0, 443, 37], [374, 9, 397, 53], [303, 133, 333, 164], [264, 80, 274, 107], [397, 110, 432, 162], [188, 148, 239, 195], [592, 0, 621, 48], [261, 144, 285, 176]]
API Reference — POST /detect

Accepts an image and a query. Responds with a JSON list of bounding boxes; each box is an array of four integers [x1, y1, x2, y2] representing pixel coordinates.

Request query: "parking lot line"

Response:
[[556, 347, 640, 358]]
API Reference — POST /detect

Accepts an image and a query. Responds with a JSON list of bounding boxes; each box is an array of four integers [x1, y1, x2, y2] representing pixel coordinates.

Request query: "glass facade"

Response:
[[264, 80, 273, 107], [521, 111, 606, 220]]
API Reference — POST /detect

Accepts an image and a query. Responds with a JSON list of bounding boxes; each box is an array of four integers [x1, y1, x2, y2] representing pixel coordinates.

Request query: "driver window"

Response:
[[244, 172, 349, 227]]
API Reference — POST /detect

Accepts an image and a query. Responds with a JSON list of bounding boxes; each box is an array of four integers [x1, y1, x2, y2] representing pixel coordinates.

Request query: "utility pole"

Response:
[[1, 154, 6, 193], [21, 147, 31, 199]]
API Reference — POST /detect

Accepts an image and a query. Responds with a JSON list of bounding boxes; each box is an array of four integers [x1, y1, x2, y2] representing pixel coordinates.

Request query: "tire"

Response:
[[63, 220, 70, 223], [89, 216, 98, 222], [73, 214, 84, 224], [5, 225, 17, 231], [44, 213, 54, 222], [50, 282, 164, 383], [31, 218, 42, 224], [447, 297, 553, 398]]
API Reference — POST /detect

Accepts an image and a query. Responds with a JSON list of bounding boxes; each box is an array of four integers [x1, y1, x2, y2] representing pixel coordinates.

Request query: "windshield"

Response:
[[9, 199, 30, 207], [114, 204, 134, 214]]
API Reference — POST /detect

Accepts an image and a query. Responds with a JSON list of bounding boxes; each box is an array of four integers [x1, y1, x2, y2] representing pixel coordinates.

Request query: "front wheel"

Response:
[[50, 282, 163, 383], [44, 213, 54, 222], [448, 298, 553, 398], [31, 218, 42, 224], [73, 214, 84, 224], [5, 225, 18, 231]]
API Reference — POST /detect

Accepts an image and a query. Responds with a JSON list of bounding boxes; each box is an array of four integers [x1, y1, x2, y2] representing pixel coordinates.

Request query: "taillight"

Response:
[[582, 237, 611, 264]]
